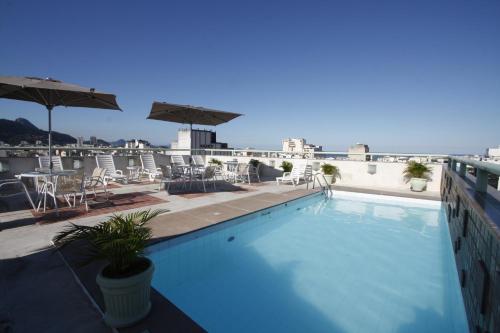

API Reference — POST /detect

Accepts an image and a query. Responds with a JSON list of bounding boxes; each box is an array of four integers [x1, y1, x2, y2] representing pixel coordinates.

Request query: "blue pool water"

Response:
[[148, 192, 469, 333]]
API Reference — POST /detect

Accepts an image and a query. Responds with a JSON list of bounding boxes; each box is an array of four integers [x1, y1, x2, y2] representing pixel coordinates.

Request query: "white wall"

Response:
[[208, 155, 443, 192]]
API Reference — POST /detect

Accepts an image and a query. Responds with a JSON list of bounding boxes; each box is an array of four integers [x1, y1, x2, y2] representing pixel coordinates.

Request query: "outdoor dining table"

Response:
[[18, 169, 77, 212]]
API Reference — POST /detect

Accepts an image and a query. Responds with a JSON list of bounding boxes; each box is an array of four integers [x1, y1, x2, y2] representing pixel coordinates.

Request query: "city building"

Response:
[[77, 137, 84, 147], [90, 136, 97, 145], [124, 139, 151, 149], [282, 138, 322, 158], [486, 145, 500, 160], [171, 129, 228, 150], [348, 143, 370, 161]]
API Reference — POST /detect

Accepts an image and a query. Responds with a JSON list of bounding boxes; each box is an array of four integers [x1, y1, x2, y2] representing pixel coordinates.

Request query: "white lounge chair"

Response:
[[171, 155, 190, 167], [96, 154, 127, 184], [191, 155, 205, 167], [276, 164, 311, 186], [140, 153, 161, 181], [38, 156, 63, 171]]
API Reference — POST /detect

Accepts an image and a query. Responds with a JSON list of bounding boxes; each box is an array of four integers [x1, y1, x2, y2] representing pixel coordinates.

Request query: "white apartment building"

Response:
[[486, 145, 500, 160], [282, 138, 322, 158]]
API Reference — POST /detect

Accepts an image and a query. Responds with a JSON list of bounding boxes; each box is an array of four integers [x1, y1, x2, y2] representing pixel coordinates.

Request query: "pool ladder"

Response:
[[312, 173, 333, 198]]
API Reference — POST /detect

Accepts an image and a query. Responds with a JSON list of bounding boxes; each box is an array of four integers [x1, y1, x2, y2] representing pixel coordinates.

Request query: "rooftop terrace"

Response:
[[2, 150, 499, 332]]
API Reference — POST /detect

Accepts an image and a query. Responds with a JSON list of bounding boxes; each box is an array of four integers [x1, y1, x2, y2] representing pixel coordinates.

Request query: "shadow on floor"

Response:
[[0, 248, 111, 333], [60, 241, 205, 333], [163, 180, 256, 197]]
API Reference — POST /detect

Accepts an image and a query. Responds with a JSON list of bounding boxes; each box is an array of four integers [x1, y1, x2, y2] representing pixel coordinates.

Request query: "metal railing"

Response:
[[0, 146, 450, 161], [448, 156, 500, 193], [312, 173, 333, 197]]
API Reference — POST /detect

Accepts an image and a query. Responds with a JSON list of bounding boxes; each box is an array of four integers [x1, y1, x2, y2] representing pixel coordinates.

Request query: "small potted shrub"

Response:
[[54, 209, 166, 328], [403, 161, 432, 192], [209, 158, 222, 166], [321, 163, 341, 184], [280, 161, 293, 173]]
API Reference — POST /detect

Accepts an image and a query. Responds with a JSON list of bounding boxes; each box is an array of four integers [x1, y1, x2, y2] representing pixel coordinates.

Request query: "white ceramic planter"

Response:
[[96, 258, 154, 328], [323, 174, 334, 184], [410, 178, 427, 192]]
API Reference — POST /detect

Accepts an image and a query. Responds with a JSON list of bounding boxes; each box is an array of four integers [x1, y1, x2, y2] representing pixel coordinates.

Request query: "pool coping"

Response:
[[147, 188, 322, 246]]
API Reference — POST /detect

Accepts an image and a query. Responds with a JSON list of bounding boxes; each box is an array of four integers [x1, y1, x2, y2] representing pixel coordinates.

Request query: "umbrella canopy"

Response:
[[0, 76, 121, 110], [147, 101, 242, 127], [0, 76, 122, 171]]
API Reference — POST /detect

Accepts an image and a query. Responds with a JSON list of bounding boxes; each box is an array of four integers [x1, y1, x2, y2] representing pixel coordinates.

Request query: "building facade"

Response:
[[171, 129, 228, 150]]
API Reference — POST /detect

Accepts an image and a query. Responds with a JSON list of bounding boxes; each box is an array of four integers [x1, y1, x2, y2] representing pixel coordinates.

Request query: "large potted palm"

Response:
[[54, 209, 166, 328], [403, 161, 432, 192], [321, 163, 341, 184]]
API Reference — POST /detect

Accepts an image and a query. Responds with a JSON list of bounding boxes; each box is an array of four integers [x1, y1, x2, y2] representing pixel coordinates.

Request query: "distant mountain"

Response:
[[83, 139, 110, 146], [0, 118, 76, 145], [110, 139, 126, 147]]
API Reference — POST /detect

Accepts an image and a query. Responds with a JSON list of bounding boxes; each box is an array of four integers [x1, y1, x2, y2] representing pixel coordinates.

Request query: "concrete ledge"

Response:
[[331, 185, 441, 201], [148, 189, 320, 241]]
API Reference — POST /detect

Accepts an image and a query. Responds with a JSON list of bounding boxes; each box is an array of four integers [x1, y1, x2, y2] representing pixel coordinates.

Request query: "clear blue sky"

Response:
[[1, 0, 499, 154]]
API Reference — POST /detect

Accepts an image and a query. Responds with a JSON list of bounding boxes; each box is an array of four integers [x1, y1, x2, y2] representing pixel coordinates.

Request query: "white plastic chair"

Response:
[[140, 153, 162, 181], [193, 166, 217, 192], [96, 154, 127, 184]]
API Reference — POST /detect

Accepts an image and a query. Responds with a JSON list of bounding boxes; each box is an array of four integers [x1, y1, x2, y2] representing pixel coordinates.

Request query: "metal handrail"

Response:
[[0, 146, 450, 158], [312, 173, 333, 198], [449, 156, 500, 176]]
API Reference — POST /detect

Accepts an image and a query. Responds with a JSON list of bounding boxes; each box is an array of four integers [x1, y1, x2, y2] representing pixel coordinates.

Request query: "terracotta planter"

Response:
[[410, 178, 427, 192], [96, 258, 154, 328]]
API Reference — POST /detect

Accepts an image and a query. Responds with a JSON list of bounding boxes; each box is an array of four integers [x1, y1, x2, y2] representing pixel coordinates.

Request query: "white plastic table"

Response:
[[126, 166, 141, 181], [18, 170, 77, 212]]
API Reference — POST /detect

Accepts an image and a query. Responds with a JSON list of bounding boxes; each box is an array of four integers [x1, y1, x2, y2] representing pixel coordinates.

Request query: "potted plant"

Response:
[[54, 209, 166, 328], [209, 158, 222, 166], [403, 161, 432, 192], [280, 161, 293, 173], [321, 163, 341, 184]]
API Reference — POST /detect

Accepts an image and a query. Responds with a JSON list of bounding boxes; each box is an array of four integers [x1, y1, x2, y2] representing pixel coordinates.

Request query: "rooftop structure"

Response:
[[171, 128, 228, 150], [348, 143, 370, 161]]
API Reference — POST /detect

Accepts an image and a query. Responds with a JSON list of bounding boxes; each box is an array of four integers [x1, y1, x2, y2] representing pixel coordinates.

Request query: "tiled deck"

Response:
[[0, 179, 441, 332]]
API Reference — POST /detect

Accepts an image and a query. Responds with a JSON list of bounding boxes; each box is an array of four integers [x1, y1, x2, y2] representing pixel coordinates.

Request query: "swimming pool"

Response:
[[148, 192, 469, 333]]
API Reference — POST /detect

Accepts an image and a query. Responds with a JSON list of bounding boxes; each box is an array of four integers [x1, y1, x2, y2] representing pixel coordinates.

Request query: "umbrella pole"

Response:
[[189, 122, 192, 158], [47, 106, 53, 173]]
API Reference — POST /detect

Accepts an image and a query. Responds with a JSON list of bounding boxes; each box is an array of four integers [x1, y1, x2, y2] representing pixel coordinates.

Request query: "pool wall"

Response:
[[442, 169, 500, 333]]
